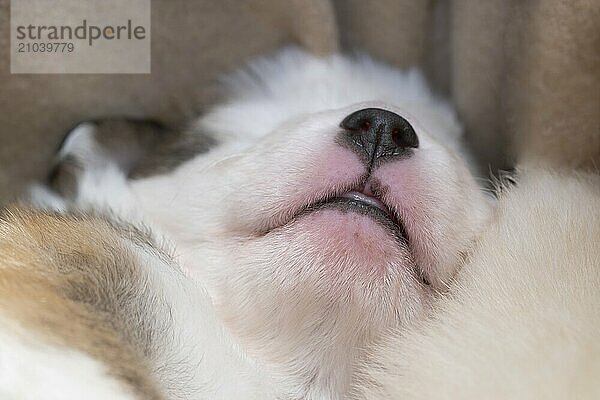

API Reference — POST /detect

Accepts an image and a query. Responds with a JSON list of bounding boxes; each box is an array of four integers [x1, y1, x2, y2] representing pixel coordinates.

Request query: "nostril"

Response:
[[360, 119, 371, 130], [391, 126, 419, 149]]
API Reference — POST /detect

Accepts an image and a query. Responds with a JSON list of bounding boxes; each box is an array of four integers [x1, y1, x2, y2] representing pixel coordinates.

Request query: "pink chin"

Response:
[[285, 208, 408, 273]]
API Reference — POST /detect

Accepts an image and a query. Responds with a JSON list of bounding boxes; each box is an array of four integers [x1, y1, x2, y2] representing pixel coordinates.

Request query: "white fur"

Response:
[[0, 318, 137, 400], [28, 184, 67, 211], [357, 170, 600, 399], [125, 239, 274, 399], [30, 49, 492, 399], [201, 49, 463, 154], [129, 51, 490, 399]]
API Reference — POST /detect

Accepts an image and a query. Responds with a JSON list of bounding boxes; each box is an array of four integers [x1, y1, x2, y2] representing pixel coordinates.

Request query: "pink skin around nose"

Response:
[[371, 155, 470, 285], [265, 145, 365, 226], [279, 144, 412, 269], [301, 144, 365, 197]]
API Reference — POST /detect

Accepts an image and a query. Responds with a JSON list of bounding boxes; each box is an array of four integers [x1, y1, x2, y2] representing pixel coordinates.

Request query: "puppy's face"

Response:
[[48, 51, 494, 394], [140, 102, 491, 364]]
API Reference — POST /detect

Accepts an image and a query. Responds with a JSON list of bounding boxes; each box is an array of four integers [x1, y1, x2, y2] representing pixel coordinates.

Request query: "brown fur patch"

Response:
[[0, 208, 165, 399]]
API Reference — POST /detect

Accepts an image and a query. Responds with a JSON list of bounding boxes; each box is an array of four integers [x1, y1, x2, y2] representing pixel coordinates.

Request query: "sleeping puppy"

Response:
[[23, 49, 492, 398], [357, 170, 600, 399]]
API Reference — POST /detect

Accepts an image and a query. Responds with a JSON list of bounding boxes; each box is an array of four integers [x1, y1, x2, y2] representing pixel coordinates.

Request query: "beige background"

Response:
[[0, 0, 598, 203]]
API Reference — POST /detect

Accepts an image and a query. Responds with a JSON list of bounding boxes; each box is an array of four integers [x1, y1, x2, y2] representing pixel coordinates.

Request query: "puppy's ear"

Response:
[[48, 122, 101, 199], [131, 122, 215, 179], [28, 122, 105, 209], [73, 119, 168, 176], [46, 119, 167, 199], [50, 118, 212, 185]]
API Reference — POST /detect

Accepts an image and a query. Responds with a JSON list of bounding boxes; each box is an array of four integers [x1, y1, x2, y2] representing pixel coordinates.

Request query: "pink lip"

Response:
[[339, 191, 388, 212]]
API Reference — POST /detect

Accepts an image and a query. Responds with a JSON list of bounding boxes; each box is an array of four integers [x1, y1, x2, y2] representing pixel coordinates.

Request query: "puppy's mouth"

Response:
[[299, 190, 409, 244], [266, 187, 430, 285]]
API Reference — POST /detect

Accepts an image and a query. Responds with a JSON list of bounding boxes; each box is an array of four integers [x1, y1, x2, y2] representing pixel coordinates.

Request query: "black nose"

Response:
[[340, 108, 418, 165]]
